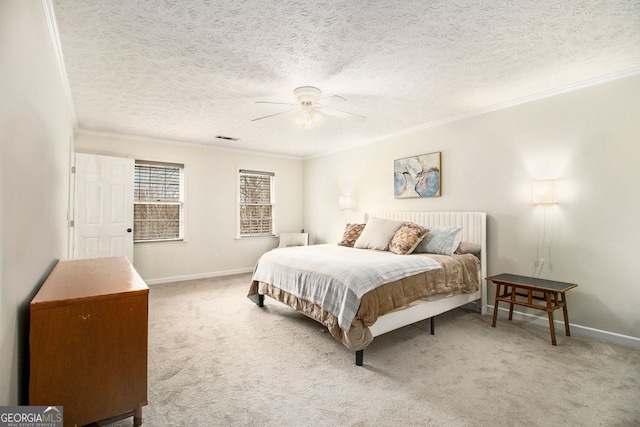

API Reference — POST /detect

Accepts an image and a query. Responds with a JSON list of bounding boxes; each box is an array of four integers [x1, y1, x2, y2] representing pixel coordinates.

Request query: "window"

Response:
[[134, 160, 184, 242], [238, 169, 275, 237]]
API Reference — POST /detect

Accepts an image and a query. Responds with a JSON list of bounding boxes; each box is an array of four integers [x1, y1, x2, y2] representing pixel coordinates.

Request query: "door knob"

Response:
[[127, 228, 132, 233]]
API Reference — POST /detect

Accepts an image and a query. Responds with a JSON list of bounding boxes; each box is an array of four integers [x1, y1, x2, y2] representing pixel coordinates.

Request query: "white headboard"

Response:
[[366, 211, 485, 246], [366, 211, 487, 314]]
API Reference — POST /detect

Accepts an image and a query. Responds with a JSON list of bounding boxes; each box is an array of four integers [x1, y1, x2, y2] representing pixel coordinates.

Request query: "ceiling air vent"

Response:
[[215, 135, 238, 141]]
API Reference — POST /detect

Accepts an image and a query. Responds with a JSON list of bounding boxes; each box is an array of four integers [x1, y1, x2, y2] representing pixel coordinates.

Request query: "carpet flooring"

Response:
[[110, 273, 640, 427]]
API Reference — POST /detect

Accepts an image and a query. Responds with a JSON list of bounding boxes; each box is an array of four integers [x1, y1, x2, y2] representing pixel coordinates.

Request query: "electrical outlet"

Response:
[[534, 259, 539, 268], [213, 254, 219, 262]]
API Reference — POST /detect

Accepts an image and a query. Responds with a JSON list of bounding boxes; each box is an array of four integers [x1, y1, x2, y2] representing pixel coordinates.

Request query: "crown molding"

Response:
[[76, 129, 303, 160], [42, 0, 78, 130]]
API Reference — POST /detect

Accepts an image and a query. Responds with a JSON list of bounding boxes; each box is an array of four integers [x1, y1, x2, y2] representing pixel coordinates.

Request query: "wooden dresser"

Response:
[[30, 256, 148, 427]]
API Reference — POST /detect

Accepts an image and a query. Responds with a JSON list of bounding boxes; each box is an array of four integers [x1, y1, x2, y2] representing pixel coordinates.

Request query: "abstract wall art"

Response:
[[394, 152, 441, 198]]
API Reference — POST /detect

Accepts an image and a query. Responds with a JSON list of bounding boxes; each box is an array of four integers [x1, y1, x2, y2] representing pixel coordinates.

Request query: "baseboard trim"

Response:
[[145, 267, 253, 285], [488, 305, 640, 349]]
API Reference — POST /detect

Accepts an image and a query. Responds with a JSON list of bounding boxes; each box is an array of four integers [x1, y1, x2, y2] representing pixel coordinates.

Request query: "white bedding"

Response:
[[251, 244, 441, 330]]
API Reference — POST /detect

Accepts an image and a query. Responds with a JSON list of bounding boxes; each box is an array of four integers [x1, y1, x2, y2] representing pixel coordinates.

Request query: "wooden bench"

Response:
[[487, 273, 577, 345]]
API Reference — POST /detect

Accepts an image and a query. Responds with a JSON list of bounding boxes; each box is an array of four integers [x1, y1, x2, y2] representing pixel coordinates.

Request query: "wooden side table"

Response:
[[486, 273, 577, 345]]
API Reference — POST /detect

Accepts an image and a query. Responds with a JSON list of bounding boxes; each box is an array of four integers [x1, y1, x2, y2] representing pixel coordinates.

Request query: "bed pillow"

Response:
[[388, 222, 429, 255], [354, 216, 404, 251], [414, 226, 463, 256], [337, 223, 366, 247], [455, 241, 481, 257]]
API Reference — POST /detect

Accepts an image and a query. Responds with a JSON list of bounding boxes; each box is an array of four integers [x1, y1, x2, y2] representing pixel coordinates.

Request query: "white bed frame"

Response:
[[257, 211, 487, 366], [366, 212, 487, 339]]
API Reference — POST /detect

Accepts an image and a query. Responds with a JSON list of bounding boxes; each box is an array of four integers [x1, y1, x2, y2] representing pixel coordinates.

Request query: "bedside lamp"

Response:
[[533, 180, 556, 205], [339, 195, 352, 210]]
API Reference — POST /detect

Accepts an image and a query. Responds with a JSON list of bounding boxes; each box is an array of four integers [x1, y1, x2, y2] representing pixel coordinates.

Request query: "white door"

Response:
[[73, 153, 134, 261]]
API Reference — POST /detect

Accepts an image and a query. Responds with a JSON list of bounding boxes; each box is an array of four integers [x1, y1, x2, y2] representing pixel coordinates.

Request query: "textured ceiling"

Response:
[[52, 0, 640, 158]]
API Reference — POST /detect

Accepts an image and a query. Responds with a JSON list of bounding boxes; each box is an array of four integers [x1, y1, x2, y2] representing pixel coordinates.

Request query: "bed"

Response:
[[248, 211, 487, 365]]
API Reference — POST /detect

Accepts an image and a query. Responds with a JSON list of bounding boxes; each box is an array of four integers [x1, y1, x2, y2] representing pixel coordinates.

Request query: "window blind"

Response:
[[238, 169, 274, 237], [134, 161, 184, 242]]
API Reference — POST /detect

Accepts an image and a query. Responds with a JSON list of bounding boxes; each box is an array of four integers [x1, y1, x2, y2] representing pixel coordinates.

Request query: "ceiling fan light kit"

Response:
[[252, 86, 365, 127], [295, 105, 323, 128]]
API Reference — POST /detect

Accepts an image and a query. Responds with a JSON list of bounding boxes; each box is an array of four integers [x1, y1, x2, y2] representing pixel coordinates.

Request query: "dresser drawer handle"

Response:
[[79, 314, 90, 320]]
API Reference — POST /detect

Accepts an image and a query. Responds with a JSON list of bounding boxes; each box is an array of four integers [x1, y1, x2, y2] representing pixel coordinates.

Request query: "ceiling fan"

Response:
[[252, 86, 365, 128]]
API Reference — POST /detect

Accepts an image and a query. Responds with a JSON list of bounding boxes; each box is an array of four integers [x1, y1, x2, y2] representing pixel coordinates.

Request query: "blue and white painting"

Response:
[[394, 152, 441, 198]]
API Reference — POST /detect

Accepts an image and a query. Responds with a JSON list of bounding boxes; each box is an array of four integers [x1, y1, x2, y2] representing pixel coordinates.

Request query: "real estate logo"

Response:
[[0, 406, 63, 427]]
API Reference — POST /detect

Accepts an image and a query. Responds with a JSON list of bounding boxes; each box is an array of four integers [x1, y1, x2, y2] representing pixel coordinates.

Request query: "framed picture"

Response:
[[394, 152, 441, 198]]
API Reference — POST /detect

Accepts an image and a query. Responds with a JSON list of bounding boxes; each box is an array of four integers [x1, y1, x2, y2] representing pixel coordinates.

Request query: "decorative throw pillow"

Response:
[[455, 241, 481, 257], [389, 222, 429, 255], [414, 226, 463, 256], [337, 223, 366, 247], [354, 216, 404, 251]]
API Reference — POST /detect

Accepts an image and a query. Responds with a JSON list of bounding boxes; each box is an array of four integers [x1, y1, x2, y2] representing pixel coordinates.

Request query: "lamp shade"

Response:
[[533, 180, 556, 205], [339, 195, 351, 210]]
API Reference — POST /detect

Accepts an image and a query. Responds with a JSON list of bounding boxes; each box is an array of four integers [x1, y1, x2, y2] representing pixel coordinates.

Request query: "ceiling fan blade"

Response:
[[321, 107, 366, 122], [251, 108, 299, 122], [255, 101, 298, 106], [317, 95, 346, 106]]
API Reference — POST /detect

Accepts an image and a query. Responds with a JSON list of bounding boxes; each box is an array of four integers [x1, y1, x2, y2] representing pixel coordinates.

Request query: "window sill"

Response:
[[134, 239, 187, 247], [235, 235, 277, 241]]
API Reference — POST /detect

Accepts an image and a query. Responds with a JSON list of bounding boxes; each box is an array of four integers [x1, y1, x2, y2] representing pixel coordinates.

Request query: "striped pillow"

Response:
[[414, 226, 463, 256]]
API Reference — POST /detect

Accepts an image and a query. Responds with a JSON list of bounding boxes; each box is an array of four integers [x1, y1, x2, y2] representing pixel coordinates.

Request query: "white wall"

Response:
[[0, 1, 74, 404], [75, 133, 304, 281], [304, 74, 640, 339]]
